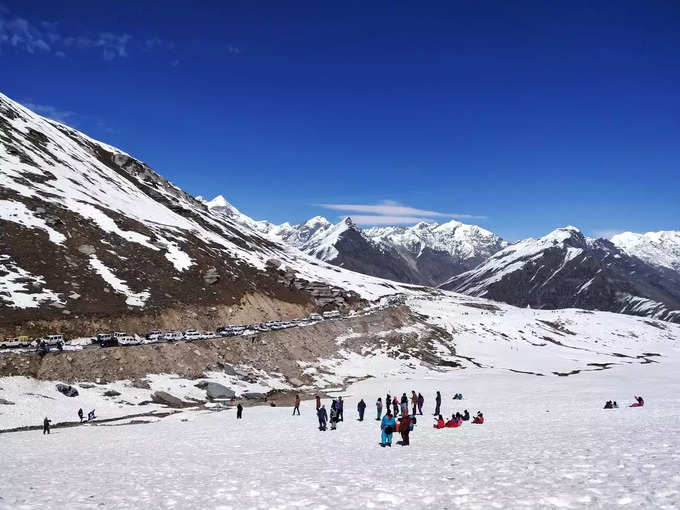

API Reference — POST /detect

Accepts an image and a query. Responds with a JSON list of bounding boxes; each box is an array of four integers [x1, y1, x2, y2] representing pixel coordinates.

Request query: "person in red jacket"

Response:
[[315, 395, 321, 410], [433, 415, 445, 429], [472, 411, 484, 424], [399, 414, 412, 446], [445, 415, 461, 428], [630, 395, 644, 407]]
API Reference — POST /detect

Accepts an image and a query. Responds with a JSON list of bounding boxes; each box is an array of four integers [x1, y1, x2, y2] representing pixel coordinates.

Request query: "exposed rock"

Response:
[[55, 383, 79, 397], [103, 390, 121, 397], [194, 381, 209, 389], [243, 392, 266, 401], [77, 244, 96, 256], [288, 377, 305, 387], [205, 382, 236, 399], [151, 391, 186, 408], [0, 398, 15, 405], [203, 267, 220, 285], [79, 383, 95, 389], [131, 379, 151, 389]]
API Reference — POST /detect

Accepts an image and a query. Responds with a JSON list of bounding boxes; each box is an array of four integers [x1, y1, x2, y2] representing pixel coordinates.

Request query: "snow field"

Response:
[[2, 362, 680, 509]]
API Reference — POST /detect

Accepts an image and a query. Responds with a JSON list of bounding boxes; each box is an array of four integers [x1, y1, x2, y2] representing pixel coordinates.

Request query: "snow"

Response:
[[0, 255, 63, 309], [0, 200, 66, 244], [88, 255, 150, 307], [2, 362, 680, 509]]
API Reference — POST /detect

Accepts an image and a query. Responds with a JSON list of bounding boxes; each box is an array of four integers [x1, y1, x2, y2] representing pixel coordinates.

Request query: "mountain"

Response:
[[0, 92, 406, 337], [440, 226, 680, 322], [611, 230, 680, 273], [214, 208, 507, 286]]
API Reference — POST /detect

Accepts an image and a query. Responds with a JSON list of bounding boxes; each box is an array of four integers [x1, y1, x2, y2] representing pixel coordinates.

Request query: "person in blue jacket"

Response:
[[317, 405, 328, 431], [380, 411, 396, 447], [357, 399, 366, 421]]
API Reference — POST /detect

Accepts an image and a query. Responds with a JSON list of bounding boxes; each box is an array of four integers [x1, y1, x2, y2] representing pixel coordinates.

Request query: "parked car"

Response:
[[147, 330, 163, 341], [309, 313, 323, 321], [99, 336, 119, 348], [184, 329, 201, 341], [322, 310, 340, 319], [164, 331, 183, 342], [118, 335, 142, 346], [44, 334, 65, 346]]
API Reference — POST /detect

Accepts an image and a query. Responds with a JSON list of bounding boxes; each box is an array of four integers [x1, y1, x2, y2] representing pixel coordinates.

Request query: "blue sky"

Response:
[[1, 1, 679, 241]]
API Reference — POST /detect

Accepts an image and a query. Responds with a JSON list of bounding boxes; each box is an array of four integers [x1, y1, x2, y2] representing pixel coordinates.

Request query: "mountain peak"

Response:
[[207, 195, 229, 208]]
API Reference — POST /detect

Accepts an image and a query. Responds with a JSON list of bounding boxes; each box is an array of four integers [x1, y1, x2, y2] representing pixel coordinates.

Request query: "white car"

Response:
[[164, 331, 183, 342], [44, 334, 65, 346], [147, 330, 163, 341], [184, 330, 201, 341], [322, 311, 341, 319], [118, 335, 142, 346]]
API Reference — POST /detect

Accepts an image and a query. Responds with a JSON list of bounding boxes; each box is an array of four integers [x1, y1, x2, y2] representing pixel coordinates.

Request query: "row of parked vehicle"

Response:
[[0, 303, 388, 351]]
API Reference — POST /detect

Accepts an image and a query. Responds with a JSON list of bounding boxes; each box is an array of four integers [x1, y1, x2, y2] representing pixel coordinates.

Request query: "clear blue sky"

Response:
[[2, 1, 679, 240]]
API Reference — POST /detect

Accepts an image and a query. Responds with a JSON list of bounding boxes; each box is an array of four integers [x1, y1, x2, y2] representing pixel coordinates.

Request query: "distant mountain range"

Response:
[[2, 92, 678, 327]]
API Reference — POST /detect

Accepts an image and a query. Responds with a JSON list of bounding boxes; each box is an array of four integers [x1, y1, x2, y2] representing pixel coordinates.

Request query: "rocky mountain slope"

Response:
[[0, 93, 411, 337], [612, 230, 680, 273], [440, 226, 680, 322]]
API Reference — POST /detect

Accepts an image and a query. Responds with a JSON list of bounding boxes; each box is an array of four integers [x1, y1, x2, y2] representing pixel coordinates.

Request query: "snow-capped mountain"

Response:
[[441, 226, 680, 322], [0, 92, 409, 336], [611, 230, 680, 274], [215, 210, 507, 286]]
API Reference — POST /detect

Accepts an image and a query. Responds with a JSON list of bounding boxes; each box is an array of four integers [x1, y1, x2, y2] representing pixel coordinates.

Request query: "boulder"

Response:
[[79, 383, 95, 389], [288, 377, 305, 387], [194, 381, 209, 389], [203, 267, 220, 285], [56, 383, 79, 397], [151, 391, 185, 408], [103, 390, 121, 397], [0, 398, 15, 405], [205, 383, 236, 400], [243, 392, 266, 401], [131, 379, 151, 389]]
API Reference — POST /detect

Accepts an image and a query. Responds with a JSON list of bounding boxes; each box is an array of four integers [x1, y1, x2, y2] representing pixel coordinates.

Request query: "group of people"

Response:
[[603, 395, 644, 409], [316, 396, 345, 430], [379, 409, 416, 447], [77, 408, 96, 422], [433, 410, 483, 428], [376, 391, 426, 420]]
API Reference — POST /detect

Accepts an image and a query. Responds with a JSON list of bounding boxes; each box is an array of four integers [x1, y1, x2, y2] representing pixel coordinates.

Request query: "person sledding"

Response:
[[630, 395, 644, 407], [462, 409, 470, 421], [612, 401, 619, 408], [445, 414, 461, 428], [433, 415, 445, 429], [380, 411, 396, 447], [472, 411, 484, 424], [603, 400, 613, 409]]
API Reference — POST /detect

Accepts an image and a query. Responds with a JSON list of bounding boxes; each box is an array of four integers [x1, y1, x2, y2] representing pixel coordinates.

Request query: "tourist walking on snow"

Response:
[[376, 398, 383, 420], [293, 395, 301, 415], [411, 391, 418, 415], [417, 393, 424, 415], [434, 391, 441, 416], [316, 395, 321, 410], [338, 397, 344, 421], [400, 393, 408, 416], [357, 399, 366, 421], [380, 411, 396, 447], [43, 417, 51, 435], [236, 403, 243, 419], [78, 408, 84, 423], [318, 405, 328, 431]]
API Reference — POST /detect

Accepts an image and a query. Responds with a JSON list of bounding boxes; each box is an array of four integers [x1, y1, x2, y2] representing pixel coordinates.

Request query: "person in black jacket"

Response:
[[236, 403, 243, 419], [78, 408, 84, 423], [43, 417, 51, 435], [434, 391, 442, 416], [462, 409, 470, 421], [357, 399, 366, 421]]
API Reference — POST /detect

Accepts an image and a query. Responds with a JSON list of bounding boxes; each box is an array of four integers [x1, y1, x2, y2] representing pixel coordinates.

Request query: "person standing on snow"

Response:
[[393, 396, 400, 416], [386, 393, 391, 415], [293, 395, 301, 415], [400, 393, 408, 416], [380, 411, 396, 447], [399, 413, 412, 446], [357, 399, 366, 421], [417, 393, 424, 415], [330, 401, 339, 430], [43, 417, 51, 435], [411, 391, 418, 415], [434, 391, 442, 416], [376, 397, 383, 420], [78, 408, 84, 423], [338, 397, 344, 421], [316, 395, 321, 410], [236, 403, 243, 419], [318, 405, 328, 431]]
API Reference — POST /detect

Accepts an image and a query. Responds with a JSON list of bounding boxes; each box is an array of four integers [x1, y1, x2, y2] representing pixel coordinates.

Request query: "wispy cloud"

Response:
[[317, 200, 486, 226], [22, 102, 76, 123], [0, 6, 166, 61]]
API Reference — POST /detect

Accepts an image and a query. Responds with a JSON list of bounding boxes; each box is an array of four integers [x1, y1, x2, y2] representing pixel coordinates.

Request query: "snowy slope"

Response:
[[612, 230, 680, 273], [441, 227, 680, 322]]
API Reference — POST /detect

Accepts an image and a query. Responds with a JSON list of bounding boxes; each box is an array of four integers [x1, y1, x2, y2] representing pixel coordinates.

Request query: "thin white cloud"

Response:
[[592, 229, 627, 240], [318, 201, 486, 220], [345, 215, 434, 225], [22, 103, 76, 123]]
